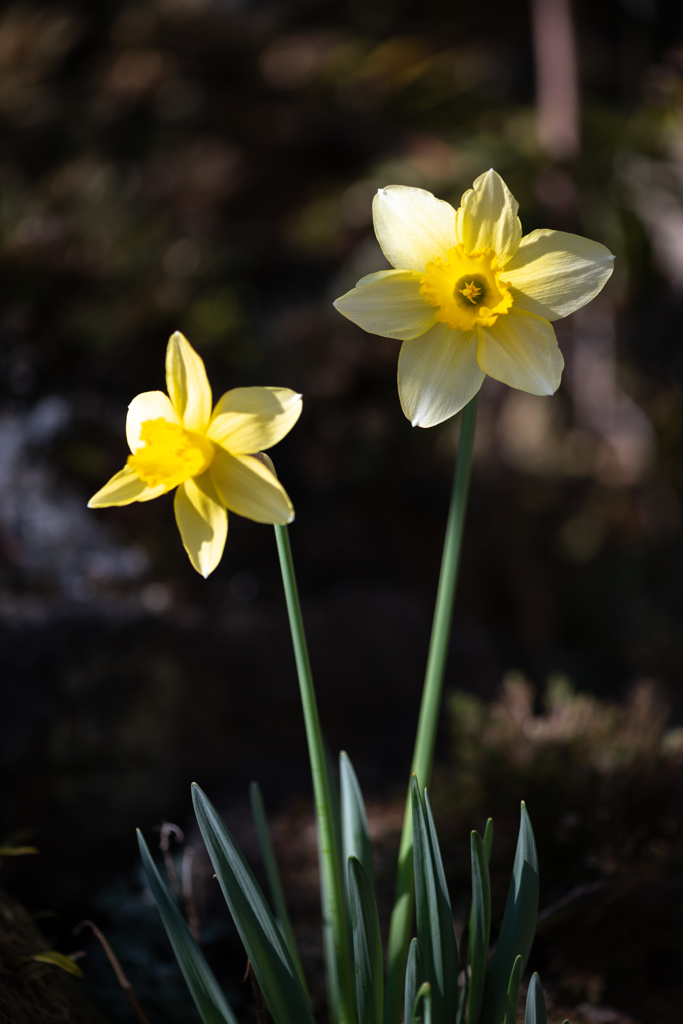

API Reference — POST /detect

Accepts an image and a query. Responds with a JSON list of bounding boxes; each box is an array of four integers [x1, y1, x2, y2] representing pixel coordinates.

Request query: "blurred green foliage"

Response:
[[433, 677, 683, 1022]]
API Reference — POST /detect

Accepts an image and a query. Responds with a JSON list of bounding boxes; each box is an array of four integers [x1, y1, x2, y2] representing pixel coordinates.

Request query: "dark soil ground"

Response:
[[0, 887, 105, 1024]]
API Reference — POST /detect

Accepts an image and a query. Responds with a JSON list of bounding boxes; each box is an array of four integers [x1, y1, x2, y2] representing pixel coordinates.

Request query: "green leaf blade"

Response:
[[31, 951, 83, 977], [412, 982, 433, 1024], [348, 856, 383, 1024], [404, 938, 426, 1024], [482, 819, 493, 863], [468, 831, 491, 1024], [340, 752, 375, 897], [138, 830, 238, 1024], [411, 777, 459, 1024], [504, 956, 522, 1024], [524, 974, 547, 1024], [192, 785, 314, 1024], [482, 803, 539, 1024], [249, 782, 308, 996]]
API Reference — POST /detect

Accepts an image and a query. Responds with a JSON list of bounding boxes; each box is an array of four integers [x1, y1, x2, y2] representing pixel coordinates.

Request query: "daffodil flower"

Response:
[[89, 332, 301, 577], [334, 169, 614, 428]]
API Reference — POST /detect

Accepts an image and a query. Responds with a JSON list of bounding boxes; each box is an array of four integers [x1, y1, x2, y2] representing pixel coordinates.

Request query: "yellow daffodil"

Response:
[[334, 169, 614, 427], [89, 332, 301, 577]]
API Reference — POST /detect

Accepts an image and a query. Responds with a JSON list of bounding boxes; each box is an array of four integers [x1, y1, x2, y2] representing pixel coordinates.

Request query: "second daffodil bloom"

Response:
[[334, 169, 614, 427], [89, 332, 301, 577]]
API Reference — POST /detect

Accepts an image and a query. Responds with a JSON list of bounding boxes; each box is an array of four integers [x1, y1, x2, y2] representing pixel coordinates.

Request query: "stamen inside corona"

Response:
[[420, 244, 513, 330], [460, 281, 482, 304]]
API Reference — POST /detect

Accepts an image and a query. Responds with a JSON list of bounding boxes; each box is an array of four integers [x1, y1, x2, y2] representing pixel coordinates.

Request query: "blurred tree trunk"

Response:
[[531, 0, 579, 161]]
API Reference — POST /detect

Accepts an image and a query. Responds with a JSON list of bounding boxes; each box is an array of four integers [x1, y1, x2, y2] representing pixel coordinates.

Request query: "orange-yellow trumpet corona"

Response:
[[334, 169, 614, 427], [88, 332, 301, 577]]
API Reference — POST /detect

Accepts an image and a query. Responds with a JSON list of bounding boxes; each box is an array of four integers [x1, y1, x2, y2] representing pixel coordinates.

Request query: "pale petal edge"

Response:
[[173, 474, 228, 578], [334, 270, 435, 341], [209, 448, 294, 524], [165, 331, 213, 434], [208, 387, 303, 454], [397, 322, 485, 428], [88, 465, 167, 507]]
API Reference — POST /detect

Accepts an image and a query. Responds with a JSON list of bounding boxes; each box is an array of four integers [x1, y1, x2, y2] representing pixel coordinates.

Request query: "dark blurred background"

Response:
[[1, 0, 683, 1021]]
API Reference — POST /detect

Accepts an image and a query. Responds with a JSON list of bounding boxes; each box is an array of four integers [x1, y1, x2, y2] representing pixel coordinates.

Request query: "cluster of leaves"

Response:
[[137, 754, 555, 1024]]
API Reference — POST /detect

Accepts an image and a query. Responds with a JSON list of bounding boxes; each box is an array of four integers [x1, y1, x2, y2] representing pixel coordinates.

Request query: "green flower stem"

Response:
[[384, 394, 479, 1024], [274, 524, 356, 1024]]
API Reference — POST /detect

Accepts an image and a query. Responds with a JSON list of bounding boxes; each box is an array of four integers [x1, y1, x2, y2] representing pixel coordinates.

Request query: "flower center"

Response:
[[420, 244, 513, 330], [127, 418, 214, 489], [459, 280, 483, 304]]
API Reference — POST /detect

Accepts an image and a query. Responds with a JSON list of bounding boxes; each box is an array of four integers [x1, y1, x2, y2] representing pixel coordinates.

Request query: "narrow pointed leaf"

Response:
[[320, 738, 353, 1024], [249, 782, 308, 996], [192, 785, 314, 1024], [524, 975, 546, 1024], [504, 956, 522, 1024], [325, 738, 345, 876], [424, 789, 459, 1024], [482, 803, 539, 1024], [468, 831, 491, 1024], [411, 777, 459, 1024], [138, 830, 238, 1024], [31, 951, 83, 977], [482, 819, 493, 862], [340, 752, 375, 899], [348, 857, 383, 1024], [411, 982, 432, 1024], [467, 821, 492, 978], [404, 939, 426, 1024]]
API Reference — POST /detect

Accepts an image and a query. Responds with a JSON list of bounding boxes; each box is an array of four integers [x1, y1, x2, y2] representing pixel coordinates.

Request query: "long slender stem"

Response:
[[249, 781, 309, 996], [384, 394, 479, 1024], [274, 524, 356, 1024]]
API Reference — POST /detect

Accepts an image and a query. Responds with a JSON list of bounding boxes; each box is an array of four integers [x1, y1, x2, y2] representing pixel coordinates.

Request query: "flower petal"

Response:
[[207, 387, 302, 454], [333, 270, 435, 340], [455, 169, 521, 266], [372, 186, 458, 271], [126, 391, 180, 452], [397, 322, 484, 428], [88, 465, 167, 507], [173, 472, 227, 578], [165, 331, 212, 433], [209, 448, 294, 524], [477, 308, 563, 395], [503, 229, 614, 320]]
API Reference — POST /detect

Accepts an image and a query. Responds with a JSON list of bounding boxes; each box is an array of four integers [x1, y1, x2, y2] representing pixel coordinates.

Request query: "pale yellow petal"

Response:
[[209, 447, 294, 524], [477, 308, 563, 395], [334, 270, 435, 340], [88, 465, 167, 508], [165, 331, 212, 433], [455, 169, 521, 266], [173, 472, 227, 578], [207, 387, 302, 454], [503, 229, 614, 321], [126, 391, 180, 452], [372, 186, 457, 271], [397, 322, 484, 428]]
